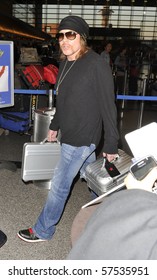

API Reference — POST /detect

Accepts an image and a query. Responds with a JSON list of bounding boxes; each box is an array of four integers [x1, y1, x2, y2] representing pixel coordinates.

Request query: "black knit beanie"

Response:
[[58, 16, 89, 39]]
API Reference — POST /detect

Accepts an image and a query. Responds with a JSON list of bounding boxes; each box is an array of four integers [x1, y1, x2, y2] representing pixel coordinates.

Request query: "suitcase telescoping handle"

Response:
[[48, 89, 53, 109]]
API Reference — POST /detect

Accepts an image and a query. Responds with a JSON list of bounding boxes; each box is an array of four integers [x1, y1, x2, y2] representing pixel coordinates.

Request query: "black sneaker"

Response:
[[17, 228, 47, 243]]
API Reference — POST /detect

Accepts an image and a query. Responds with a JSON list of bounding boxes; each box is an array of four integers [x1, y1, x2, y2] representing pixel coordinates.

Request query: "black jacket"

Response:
[[50, 49, 119, 154]]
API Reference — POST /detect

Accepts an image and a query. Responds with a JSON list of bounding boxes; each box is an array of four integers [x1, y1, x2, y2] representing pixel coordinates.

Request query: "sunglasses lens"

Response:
[[56, 32, 77, 42], [56, 33, 64, 41], [66, 32, 77, 40]]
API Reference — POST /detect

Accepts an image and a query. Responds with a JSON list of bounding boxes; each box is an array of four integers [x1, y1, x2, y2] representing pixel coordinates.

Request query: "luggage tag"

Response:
[[105, 159, 121, 177], [101, 155, 120, 178]]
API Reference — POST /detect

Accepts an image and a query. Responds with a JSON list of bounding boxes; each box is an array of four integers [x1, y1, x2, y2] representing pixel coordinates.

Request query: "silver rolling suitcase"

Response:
[[21, 89, 60, 189], [85, 149, 132, 196]]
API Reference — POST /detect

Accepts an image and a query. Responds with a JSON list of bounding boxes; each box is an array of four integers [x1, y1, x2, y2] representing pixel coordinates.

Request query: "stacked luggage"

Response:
[[0, 111, 30, 134], [18, 64, 58, 90], [17, 47, 58, 125], [0, 46, 58, 134], [17, 46, 58, 90]]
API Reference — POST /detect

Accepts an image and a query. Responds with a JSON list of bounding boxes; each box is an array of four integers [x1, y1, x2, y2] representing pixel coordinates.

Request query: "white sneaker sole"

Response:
[[17, 232, 47, 243]]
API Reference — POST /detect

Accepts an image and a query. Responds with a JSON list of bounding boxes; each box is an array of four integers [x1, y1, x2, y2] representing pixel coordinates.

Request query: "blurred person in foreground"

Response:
[[67, 167, 157, 260], [17, 15, 119, 243]]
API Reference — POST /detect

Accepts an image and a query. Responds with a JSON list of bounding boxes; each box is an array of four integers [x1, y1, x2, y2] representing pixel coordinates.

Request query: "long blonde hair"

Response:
[[59, 37, 90, 61]]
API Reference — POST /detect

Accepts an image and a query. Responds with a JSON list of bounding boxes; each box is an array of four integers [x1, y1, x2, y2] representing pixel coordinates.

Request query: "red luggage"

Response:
[[44, 64, 58, 85], [21, 65, 45, 89]]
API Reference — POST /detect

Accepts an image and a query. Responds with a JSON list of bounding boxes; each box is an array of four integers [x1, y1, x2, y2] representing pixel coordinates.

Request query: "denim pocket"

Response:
[[81, 144, 96, 160]]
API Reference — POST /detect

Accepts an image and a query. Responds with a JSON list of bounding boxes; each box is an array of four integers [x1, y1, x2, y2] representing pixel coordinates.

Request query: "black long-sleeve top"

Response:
[[49, 49, 119, 154]]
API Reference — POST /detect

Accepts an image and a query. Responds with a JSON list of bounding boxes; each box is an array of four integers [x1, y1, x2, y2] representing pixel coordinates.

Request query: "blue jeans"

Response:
[[32, 143, 96, 240]]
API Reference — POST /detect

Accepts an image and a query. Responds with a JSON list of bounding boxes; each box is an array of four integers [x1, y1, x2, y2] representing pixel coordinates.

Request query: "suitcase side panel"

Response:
[[21, 142, 61, 181]]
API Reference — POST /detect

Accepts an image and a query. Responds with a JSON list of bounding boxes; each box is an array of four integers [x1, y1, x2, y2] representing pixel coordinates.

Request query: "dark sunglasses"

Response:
[[56, 31, 78, 42]]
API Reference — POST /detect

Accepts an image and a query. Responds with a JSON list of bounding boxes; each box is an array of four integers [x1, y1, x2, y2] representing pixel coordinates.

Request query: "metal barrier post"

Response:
[[137, 78, 147, 128], [48, 89, 53, 109], [121, 69, 128, 118]]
